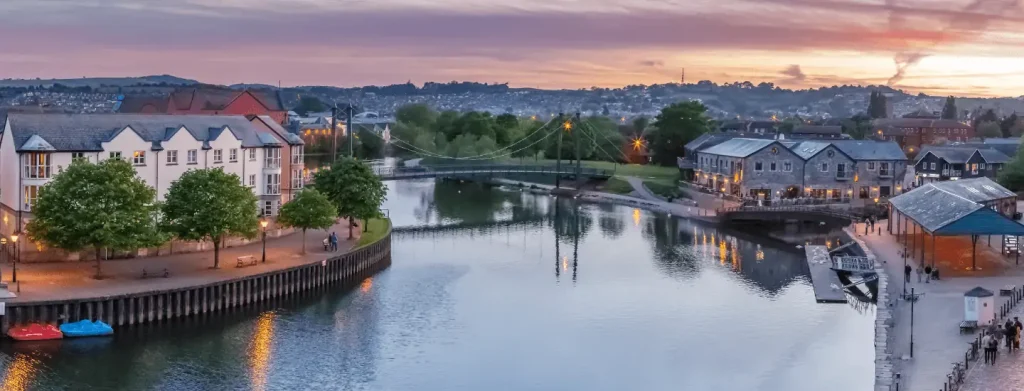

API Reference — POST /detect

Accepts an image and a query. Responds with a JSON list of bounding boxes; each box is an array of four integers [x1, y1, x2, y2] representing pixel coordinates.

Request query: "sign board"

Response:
[[322, 260, 327, 267]]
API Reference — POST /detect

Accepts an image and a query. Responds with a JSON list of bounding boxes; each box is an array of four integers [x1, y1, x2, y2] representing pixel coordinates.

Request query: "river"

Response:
[[0, 180, 875, 391]]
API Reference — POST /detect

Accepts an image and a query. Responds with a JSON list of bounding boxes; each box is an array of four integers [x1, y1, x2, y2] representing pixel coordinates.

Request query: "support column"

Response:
[[972, 235, 979, 271]]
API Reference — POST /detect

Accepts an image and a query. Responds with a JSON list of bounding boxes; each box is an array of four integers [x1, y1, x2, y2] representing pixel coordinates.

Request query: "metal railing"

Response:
[[717, 205, 857, 220], [370, 164, 613, 179]]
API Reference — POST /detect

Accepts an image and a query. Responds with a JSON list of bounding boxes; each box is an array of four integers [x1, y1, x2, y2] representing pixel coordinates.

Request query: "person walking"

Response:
[[1006, 319, 1016, 352], [915, 266, 923, 283], [924, 265, 932, 283], [983, 332, 995, 364], [904, 264, 912, 282], [1015, 317, 1023, 351], [329, 232, 338, 252]]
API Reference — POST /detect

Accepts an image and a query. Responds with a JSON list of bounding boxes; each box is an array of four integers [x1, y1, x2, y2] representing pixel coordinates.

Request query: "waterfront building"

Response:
[[791, 125, 845, 139], [913, 145, 1010, 185], [0, 113, 305, 240], [692, 138, 906, 206], [871, 118, 974, 155], [118, 87, 288, 125]]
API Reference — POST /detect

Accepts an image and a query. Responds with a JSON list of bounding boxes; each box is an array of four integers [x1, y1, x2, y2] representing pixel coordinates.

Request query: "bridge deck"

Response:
[[804, 245, 848, 303]]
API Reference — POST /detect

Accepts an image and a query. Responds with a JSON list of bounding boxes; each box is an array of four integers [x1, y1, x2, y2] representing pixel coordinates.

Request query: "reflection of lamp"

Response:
[[259, 219, 269, 263]]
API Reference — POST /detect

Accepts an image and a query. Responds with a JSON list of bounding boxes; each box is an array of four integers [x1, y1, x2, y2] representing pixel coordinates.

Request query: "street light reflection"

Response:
[[360, 277, 373, 293], [632, 209, 641, 227], [1, 353, 38, 391], [248, 311, 275, 391]]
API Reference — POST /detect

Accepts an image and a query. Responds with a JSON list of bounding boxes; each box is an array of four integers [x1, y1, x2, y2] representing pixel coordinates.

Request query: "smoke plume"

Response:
[[887, 0, 1020, 85], [780, 64, 807, 82]]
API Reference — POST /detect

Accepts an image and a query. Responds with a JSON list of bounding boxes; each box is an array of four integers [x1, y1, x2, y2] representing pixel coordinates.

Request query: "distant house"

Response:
[[872, 118, 974, 155], [119, 87, 288, 124], [914, 145, 1011, 185], [791, 125, 844, 139]]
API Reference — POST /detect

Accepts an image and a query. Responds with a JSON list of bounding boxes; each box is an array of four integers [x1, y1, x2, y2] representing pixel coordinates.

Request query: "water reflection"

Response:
[[248, 312, 275, 391], [0, 353, 38, 391]]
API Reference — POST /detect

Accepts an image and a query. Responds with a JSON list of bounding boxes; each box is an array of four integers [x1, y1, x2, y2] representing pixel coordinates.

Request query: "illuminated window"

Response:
[[132, 151, 146, 165], [24, 152, 51, 179], [23, 185, 40, 210]]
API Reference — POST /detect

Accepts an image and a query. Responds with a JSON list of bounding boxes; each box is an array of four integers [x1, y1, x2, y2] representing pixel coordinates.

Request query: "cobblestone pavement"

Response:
[[961, 304, 1024, 391], [0, 220, 363, 303]]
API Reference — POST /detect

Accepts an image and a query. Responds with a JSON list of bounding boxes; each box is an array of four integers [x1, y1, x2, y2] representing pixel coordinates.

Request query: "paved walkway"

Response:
[[0, 220, 364, 303], [961, 303, 1024, 391], [851, 222, 1024, 391]]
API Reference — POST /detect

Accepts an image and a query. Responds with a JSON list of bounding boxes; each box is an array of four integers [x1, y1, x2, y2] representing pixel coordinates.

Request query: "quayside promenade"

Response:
[[0, 219, 393, 333]]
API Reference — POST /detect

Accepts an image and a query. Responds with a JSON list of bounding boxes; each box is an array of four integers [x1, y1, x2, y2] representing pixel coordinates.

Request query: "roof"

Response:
[[684, 132, 775, 153], [890, 177, 1022, 235], [950, 142, 1020, 158], [984, 137, 1021, 145], [792, 125, 841, 135], [830, 140, 906, 161], [873, 118, 972, 130], [5, 113, 279, 152], [930, 177, 1016, 203], [977, 148, 1011, 164], [252, 115, 303, 146], [965, 287, 994, 297], [916, 146, 977, 164], [698, 138, 778, 158], [786, 140, 832, 159], [120, 87, 284, 114]]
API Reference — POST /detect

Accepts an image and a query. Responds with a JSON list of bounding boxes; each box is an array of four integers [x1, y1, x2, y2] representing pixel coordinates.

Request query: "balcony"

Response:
[[879, 169, 892, 178], [835, 171, 852, 181], [264, 158, 281, 170], [942, 170, 962, 178]]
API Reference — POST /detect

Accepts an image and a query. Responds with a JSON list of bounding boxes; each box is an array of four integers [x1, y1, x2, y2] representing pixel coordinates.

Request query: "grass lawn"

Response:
[[356, 218, 391, 248], [599, 177, 635, 195]]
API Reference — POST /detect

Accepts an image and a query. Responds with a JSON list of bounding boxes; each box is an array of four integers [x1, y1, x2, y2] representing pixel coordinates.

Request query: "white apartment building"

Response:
[[0, 113, 305, 239]]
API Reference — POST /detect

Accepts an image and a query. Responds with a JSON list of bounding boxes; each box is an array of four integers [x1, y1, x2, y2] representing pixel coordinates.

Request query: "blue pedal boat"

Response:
[[59, 320, 114, 338]]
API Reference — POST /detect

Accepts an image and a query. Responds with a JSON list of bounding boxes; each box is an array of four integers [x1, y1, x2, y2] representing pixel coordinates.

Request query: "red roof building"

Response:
[[119, 87, 288, 124], [872, 118, 974, 156]]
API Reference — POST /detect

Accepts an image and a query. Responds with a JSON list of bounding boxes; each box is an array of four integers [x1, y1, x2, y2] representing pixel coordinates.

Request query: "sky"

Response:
[[3, 0, 1024, 97]]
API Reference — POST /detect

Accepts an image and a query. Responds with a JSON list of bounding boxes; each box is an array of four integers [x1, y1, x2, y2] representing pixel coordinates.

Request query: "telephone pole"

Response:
[[574, 112, 582, 182]]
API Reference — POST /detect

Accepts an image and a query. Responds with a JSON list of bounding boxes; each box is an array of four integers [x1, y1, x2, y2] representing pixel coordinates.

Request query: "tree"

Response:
[[27, 159, 164, 278], [356, 127, 384, 159], [632, 116, 650, 135], [941, 96, 958, 119], [277, 189, 338, 254], [312, 158, 388, 239], [396, 104, 436, 127], [867, 91, 888, 119], [999, 154, 1024, 192], [649, 101, 710, 166], [978, 121, 1003, 139], [162, 168, 259, 268], [1001, 113, 1019, 138], [293, 96, 327, 116]]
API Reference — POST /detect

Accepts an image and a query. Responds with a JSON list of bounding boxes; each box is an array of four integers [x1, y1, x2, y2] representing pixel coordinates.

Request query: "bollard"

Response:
[[965, 352, 969, 369]]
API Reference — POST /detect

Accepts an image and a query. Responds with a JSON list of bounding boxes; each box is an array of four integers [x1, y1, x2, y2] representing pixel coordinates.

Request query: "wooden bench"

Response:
[[960, 320, 978, 334], [236, 255, 257, 268], [141, 268, 170, 279], [1001, 285, 1016, 296]]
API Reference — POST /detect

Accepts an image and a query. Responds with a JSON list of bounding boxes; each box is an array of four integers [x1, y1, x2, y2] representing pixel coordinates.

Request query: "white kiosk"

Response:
[[964, 287, 995, 326]]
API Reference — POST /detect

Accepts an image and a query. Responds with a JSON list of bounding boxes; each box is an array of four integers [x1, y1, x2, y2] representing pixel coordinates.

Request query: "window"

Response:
[[263, 201, 274, 217], [929, 162, 936, 170], [859, 186, 869, 199], [187, 149, 198, 165], [880, 186, 891, 197], [71, 152, 88, 162], [820, 162, 829, 172], [292, 169, 303, 189], [783, 161, 792, 172], [167, 150, 178, 165], [109, 151, 122, 160], [291, 146, 304, 164], [230, 148, 238, 162], [24, 152, 51, 179], [265, 173, 281, 195], [879, 162, 891, 176], [837, 163, 847, 178], [754, 161, 763, 172], [769, 162, 777, 172], [213, 149, 223, 164], [249, 149, 257, 161], [132, 151, 146, 165], [867, 162, 875, 171], [23, 185, 40, 210], [980, 163, 987, 170], [249, 174, 256, 187], [265, 149, 281, 168]]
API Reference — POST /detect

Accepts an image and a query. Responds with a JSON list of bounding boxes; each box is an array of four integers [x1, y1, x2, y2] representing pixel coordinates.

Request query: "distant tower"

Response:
[[681, 68, 685, 84]]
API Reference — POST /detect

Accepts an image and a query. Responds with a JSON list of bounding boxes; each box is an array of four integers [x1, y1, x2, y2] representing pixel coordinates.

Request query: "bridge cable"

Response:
[[369, 121, 562, 161], [577, 119, 630, 163]]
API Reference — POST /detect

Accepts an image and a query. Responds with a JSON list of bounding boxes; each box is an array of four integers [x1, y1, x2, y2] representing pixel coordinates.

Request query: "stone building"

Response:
[[914, 145, 1010, 185]]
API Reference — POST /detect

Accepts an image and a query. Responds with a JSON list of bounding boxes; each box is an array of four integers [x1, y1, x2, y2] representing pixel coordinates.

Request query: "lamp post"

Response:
[[10, 232, 19, 284], [260, 219, 269, 263]]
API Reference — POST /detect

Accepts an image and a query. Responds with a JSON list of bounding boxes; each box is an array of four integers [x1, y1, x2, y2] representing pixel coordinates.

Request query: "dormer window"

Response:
[[24, 152, 52, 179]]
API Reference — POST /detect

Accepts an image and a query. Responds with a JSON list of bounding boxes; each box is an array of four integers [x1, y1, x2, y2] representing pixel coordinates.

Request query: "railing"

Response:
[[717, 205, 857, 220], [939, 285, 1024, 391], [370, 164, 613, 179]]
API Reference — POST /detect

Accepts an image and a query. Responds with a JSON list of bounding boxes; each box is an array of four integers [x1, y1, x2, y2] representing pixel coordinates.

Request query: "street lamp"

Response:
[[260, 219, 269, 263], [10, 232, 19, 283]]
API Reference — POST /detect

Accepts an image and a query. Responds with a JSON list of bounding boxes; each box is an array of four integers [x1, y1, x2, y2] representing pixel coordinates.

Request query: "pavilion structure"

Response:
[[888, 178, 1024, 271]]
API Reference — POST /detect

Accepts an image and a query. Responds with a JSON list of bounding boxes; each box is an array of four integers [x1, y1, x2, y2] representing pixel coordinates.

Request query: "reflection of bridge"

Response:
[[372, 165, 613, 181], [391, 218, 546, 237], [717, 205, 857, 224]]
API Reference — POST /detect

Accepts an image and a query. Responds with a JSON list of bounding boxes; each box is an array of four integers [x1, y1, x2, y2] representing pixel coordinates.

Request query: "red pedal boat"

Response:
[[8, 324, 63, 341]]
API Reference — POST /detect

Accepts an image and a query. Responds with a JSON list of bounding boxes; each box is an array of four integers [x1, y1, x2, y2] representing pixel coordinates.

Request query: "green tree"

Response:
[[312, 157, 388, 239], [277, 189, 338, 254], [868, 91, 888, 119], [1001, 113, 1019, 138], [293, 96, 327, 116], [649, 101, 711, 166], [632, 116, 650, 135], [162, 168, 259, 268], [27, 159, 164, 278], [999, 154, 1024, 191], [941, 96, 958, 119], [978, 121, 1003, 139], [356, 127, 384, 159], [396, 104, 436, 128], [585, 116, 625, 162]]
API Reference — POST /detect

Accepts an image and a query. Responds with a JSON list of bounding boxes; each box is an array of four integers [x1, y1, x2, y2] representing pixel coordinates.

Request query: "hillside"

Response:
[[0, 75, 198, 88]]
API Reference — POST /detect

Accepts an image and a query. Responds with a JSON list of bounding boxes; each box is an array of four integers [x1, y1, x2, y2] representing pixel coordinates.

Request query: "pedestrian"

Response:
[[915, 266, 923, 283], [924, 265, 932, 283], [330, 232, 338, 252], [1006, 319, 1016, 352], [1015, 317, 1023, 350], [904, 264, 912, 282], [983, 332, 994, 364]]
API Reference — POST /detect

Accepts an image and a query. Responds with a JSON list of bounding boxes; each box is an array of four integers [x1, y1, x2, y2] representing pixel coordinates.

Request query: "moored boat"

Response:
[[8, 324, 63, 341], [59, 320, 114, 338]]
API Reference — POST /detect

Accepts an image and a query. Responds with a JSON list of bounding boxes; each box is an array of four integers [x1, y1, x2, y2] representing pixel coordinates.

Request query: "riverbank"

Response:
[[0, 219, 393, 333], [487, 178, 713, 218]]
